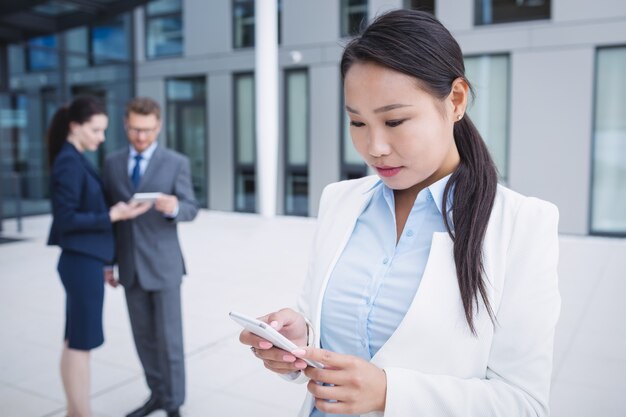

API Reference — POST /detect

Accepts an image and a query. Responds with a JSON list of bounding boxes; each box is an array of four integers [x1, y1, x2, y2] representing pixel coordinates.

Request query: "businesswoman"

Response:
[[240, 9, 560, 417], [47, 95, 148, 417]]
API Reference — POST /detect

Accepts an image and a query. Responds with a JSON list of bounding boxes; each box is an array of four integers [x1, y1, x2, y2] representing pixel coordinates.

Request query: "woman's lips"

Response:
[[375, 166, 401, 177]]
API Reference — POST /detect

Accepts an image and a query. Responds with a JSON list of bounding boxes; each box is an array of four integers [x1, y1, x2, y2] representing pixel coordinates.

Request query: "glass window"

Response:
[[27, 35, 58, 71], [591, 47, 626, 235], [341, 95, 368, 180], [146, 0, 183, 59], [464, 54, 509, 181], [0, 93, 50, 217], [404, 0, 435, 14], [341, 0, 368, 38], [66, 27, 89, 68], [232, 0, 282, 49], [475, 0, 550, 25], [91, 16, 129, 65], [166, 77, 208, 206], [234, 73, 256, 212], [285, 69, 309, 216]]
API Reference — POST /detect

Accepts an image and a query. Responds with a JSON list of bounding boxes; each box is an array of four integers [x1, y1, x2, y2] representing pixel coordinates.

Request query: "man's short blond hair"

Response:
[[126, 97, 161, 120]]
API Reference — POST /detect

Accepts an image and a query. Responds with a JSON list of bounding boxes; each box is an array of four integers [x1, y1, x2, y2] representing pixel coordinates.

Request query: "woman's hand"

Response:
[[293, 347, 387, 415], [239, 308, 309, 375], [109, 201, 151, 222]]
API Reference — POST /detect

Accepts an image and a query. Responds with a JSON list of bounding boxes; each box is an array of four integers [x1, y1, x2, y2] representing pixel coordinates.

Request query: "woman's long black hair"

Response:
[[46, 95, 107, 166], [341, 9, 498, 334]]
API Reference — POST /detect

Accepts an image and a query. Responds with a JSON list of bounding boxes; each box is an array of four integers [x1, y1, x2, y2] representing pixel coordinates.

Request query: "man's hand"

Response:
[[155, 194, 178, 216]]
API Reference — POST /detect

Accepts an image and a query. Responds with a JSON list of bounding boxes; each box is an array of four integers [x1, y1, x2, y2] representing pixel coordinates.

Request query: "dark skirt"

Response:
[[58, 250, 105, 350]]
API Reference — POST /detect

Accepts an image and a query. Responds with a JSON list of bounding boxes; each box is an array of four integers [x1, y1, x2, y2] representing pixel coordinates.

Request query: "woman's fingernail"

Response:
[[291, 348, 306, 356], [270, 321, 279, 328], [282, 354, 296, 362], [294, 360, 307, 369], [259, 341, 272, 349]]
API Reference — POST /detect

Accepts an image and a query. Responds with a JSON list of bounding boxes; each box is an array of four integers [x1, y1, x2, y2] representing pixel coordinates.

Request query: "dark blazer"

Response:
[[102, 145, 198, 290], [47, 142, 114, 263]]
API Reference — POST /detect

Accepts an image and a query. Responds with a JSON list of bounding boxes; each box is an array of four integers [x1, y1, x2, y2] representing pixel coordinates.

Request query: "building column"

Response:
[[255, 0, 278, 217]]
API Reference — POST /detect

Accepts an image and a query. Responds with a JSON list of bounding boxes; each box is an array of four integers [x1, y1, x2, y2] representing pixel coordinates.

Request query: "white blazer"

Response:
[[295, 175, 560, 417]]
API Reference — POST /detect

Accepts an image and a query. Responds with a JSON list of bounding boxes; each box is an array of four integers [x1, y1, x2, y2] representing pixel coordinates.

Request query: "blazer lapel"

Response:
[[79, 154, 103, 186], [136, 145, 162, 191], [312, 177, 380, 333]]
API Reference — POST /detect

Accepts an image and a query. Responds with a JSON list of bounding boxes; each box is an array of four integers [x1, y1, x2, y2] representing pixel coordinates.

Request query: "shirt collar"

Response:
[[428, 173, 453, 215], [129, 141, 158, 160], [378, 173, 454, 215]]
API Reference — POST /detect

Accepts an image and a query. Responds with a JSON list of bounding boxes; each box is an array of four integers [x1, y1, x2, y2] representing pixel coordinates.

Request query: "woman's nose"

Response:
[[368, 130, 391, 157]]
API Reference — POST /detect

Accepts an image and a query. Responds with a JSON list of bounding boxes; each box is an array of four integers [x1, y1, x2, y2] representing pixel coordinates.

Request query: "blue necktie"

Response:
[[131, 154, 142, 189]]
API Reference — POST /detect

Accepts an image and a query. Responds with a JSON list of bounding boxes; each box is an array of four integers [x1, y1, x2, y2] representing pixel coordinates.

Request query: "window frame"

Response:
[[589, 45, 626, 237], [232, 71, 257, 213], [144, 0, 184, 60], [283, 67, 310, 216], [463, 52, 511, 183], [474, 0, 551, 26], [232, 0, 282, 49], [340, 0, 368, 38]]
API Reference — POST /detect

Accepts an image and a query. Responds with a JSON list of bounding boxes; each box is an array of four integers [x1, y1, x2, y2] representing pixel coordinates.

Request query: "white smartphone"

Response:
[[130, 192, 162, 203], [229, 311, 324, 369]]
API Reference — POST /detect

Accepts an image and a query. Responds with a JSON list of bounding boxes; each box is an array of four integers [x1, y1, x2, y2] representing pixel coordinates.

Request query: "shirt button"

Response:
[[406, 229, 414, 237], [427, 194, 433, 201], [382, 257, 389, 264]]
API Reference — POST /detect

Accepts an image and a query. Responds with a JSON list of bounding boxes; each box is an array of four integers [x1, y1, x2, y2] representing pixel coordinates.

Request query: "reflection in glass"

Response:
[[285, 70, 309, 216], [0, 94, 51, 216], [66, 27, 89, 68], [92, 17, 129, 64], [232, 0, 282, 49], [234, 74, 256, 212], [591, 47, 626, 234], [28, 36, 58, 71], [147, 0, 182, 15], [166, 78, 208, 206], [404, 0, 435, 14], [146, 1, 183, 59], [475, 0, 550, 25], [341, 0, 368, 37], [465, 54, 509, 181]]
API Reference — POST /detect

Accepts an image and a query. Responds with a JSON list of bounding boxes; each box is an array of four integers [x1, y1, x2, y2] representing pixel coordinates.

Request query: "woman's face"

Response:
[[69, 114, 108, 152], [344, 62, 463, 192]]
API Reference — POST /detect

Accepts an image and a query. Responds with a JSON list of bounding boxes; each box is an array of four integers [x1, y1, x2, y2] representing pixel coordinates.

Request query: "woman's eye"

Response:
[[386, 119, 405, 127], [350, 121, 365, 127]]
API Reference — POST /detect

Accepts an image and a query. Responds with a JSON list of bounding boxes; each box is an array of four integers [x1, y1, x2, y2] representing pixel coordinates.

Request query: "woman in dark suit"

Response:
[[47, 96, 148, 417]]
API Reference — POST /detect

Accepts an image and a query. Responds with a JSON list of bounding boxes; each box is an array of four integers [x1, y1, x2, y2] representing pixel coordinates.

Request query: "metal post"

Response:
[[255, 0, 279, 217]]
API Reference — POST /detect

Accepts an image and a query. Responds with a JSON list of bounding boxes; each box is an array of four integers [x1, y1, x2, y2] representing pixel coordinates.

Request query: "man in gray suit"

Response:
[[103, 97, 198, 417]]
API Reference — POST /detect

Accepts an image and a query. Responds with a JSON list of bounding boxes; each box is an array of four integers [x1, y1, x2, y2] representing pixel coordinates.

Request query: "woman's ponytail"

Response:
[[46, 106, 69, 167], [443, 115, 498, 334]]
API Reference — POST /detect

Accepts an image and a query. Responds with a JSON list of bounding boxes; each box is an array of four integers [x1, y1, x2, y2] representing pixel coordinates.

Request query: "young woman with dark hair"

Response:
[[47, 95, 149, 417], [240, 9, 560, 417]]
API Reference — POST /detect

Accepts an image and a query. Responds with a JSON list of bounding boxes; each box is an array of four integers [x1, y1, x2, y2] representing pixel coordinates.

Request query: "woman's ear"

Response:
[[449, 77, 469, 121], [68, 121, 80, 136]]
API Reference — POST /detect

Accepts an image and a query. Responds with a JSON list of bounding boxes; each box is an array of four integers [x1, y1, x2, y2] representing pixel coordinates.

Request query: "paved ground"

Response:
[[1, 211, 625, 417]]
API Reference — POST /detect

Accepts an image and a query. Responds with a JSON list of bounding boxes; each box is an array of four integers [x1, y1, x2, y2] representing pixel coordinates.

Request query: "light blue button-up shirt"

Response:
[[127, 141, 158, 178], [311, 174, 452, 417]]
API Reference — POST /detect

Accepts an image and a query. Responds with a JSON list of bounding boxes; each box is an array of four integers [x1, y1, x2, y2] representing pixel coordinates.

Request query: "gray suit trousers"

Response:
[[125, 280, 185, 410]]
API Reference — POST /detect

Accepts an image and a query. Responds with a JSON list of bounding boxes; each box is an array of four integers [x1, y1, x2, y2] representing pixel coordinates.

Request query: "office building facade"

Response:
[[2, 0, 625, 236]]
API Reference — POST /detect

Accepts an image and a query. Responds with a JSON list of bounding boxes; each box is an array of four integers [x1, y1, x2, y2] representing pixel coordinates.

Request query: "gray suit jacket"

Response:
[[103, 145, 199, 290]]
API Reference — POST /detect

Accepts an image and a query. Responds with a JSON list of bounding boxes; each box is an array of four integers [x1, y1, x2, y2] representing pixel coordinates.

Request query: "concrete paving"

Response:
[[1, 211, 625, 417]]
